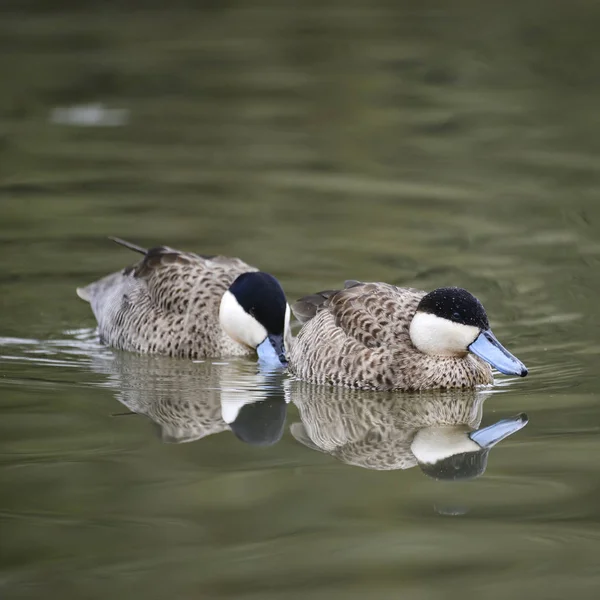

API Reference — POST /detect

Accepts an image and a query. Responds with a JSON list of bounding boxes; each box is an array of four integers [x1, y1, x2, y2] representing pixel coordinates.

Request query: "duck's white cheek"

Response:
[[221, 399, 245, 424], [411, 427, 481, 464], [409, 312, 479, 356], [219, 291, 267, 348]]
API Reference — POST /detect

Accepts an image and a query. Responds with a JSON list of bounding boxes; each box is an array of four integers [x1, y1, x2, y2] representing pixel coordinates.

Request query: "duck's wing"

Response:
[[293, 281, 421, 348], [121, 244, 254, 315], [79, 238, 255, 311]]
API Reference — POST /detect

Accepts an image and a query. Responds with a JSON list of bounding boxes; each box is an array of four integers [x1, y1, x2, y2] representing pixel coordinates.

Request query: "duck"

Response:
[[92, 350, 290, 447], [77, 238, 291, 367], [289, 381, 528, 480], [289, 280, 527, 391]]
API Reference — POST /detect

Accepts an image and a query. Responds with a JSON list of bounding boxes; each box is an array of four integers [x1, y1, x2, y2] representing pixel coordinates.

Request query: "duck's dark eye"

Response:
[[452, 312, 461, 320]]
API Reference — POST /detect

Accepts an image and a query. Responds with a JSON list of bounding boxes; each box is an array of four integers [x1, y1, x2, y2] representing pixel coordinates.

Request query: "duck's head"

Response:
[[409, 287, 528, 377], [219, 272, 290, 368], [412, 412, 528, 481]]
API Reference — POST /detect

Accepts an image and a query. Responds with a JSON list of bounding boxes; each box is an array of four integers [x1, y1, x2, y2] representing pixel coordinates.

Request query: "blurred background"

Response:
[[2, 1, 600, 599]]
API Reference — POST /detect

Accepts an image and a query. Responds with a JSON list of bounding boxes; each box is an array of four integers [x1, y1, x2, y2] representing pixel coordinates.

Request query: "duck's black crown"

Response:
[[419, 449, 489, 481], [417, 287, 489, 329]]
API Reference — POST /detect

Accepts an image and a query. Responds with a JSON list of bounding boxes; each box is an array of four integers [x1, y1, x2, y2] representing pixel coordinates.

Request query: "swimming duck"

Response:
[[93, 350, 289, 447], [290, 281, 527, 391], [77, 238, 291, 367], [289, 381, 528, 480]]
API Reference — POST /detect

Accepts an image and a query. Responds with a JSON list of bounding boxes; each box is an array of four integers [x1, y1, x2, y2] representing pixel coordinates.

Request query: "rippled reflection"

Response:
[[290, 381, 527, 479], [91, 352, 289, 447]]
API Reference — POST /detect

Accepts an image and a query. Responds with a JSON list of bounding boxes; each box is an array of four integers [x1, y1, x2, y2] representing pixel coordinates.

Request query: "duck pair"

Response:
[[77, 238, 528, 391]]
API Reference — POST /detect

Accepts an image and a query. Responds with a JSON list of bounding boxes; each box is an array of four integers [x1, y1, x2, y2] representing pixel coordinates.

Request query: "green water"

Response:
[[2, 1, 600, 598]]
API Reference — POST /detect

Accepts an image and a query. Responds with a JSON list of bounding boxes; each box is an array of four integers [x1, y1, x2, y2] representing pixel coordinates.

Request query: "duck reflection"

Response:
[[289, 381, 527, 480], [92, 352, 289, 446]]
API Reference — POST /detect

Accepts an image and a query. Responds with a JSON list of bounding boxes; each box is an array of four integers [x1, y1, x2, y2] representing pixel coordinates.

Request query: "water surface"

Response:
[[2, 2, 600, 599]]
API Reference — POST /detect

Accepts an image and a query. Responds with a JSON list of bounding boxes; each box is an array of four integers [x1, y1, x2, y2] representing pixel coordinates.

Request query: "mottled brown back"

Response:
[[289, 281, 493, 391], [79, 245, 257, 359]]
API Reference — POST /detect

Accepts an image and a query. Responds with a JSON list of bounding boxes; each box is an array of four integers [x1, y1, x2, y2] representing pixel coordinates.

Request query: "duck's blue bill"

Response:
[[468, 329, 528, 377], [469, 413, 528, 448], [257, 334, 288, 368]]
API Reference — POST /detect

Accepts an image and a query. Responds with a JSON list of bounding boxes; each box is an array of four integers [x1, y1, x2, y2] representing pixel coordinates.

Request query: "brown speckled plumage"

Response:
[[290, 380, 489, 470], [289, 281, 493, 391], [78, 243, 258, 359]]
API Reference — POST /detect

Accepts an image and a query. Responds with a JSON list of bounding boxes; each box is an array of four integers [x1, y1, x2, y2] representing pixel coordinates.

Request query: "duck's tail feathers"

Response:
[[76, 286, 91, 302], [77, 271, 125, 304], [108, 236, 148, 255]]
